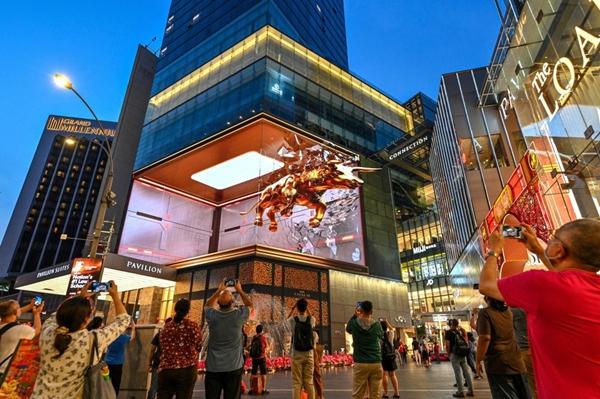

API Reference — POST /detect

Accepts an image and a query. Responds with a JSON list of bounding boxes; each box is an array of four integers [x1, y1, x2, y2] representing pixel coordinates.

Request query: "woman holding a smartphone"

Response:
[[30, 280, 130, 399]]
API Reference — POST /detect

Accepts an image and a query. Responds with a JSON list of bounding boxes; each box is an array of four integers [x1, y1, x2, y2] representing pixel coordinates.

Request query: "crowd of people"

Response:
[[0, 219, 599, 399]]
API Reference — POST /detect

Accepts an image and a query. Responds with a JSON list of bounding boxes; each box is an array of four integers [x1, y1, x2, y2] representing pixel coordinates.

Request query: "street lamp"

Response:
[[53, 73, 116, 258]]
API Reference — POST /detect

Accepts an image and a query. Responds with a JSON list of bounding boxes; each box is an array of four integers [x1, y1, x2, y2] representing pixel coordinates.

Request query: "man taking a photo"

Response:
[[0, 298, 44, 378], [205, 279, 253, 399], [346, 300, 383, 399], [479, 219, 600, 399]]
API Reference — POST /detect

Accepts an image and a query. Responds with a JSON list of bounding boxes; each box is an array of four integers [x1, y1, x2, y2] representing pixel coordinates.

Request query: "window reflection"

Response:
[[460, 134, 509, 170]]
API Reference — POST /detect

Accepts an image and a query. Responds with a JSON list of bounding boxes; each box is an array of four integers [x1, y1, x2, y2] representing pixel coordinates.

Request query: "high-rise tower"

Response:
[[119, 0, 415, 349]]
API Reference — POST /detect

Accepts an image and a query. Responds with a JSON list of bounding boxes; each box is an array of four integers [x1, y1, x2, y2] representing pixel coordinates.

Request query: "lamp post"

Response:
[[53, 73, 116, 258]]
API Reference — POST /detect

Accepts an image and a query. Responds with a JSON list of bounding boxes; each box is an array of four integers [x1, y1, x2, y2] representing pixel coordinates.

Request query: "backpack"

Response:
[[293, 316, 314, 352], [0, 322, 20, 370], [249, 335, 263, 359], [380, 332, 396, 360], [452, 330, 470, 357]]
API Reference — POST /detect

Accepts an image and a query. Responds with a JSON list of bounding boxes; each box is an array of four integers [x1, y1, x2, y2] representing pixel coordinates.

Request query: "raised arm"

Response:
[[206, 280, 226, 308], [31, 301, 44, 337], [521, 224, 555, 271], [235, 281, 253, 309], [479, 232, 505, 301], [94, 281, 131, 354], [287, 304, 296, 320]]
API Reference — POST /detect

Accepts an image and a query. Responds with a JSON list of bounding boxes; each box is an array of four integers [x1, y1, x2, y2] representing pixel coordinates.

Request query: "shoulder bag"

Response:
[[83, 332, 116, 399]]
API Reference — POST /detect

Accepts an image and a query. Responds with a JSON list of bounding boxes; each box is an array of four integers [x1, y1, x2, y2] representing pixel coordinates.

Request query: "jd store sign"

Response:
[[500, 0, 600, 121]]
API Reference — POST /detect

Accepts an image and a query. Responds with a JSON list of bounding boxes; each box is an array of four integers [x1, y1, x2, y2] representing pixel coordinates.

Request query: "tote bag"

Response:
[[83, 332, 116, 399]]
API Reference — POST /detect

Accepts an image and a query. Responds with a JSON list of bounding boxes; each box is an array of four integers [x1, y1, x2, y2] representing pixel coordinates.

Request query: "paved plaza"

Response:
[[192, 361, 492, 398]]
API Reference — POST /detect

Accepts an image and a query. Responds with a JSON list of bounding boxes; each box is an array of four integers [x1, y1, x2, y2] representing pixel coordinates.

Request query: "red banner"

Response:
[[0, 338, 41, 398]]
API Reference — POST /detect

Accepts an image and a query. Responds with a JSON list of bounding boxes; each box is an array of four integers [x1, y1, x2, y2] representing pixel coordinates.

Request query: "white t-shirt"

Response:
[[0, 323, 36, 373]]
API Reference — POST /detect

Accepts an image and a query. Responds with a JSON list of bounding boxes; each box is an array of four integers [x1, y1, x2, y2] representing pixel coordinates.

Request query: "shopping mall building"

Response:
[[117, 0, 427, 351], [431, 0, 600, 309]]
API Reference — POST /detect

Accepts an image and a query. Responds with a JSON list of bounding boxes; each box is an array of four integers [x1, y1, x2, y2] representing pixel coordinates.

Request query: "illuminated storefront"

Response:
[[439, 0, 600, 310], [494, 0, 600, 224]]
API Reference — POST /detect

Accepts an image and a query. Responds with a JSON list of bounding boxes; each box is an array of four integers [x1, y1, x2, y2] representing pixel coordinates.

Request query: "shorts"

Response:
[[251, 358, 267, 375]]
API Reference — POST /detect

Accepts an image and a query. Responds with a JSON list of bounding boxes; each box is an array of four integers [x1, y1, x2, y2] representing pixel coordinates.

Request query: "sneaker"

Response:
[[453, 383, 468, 387], [261, 390, 270, 395], [467, 392, 475, 397], [452, 393, 466, 398]]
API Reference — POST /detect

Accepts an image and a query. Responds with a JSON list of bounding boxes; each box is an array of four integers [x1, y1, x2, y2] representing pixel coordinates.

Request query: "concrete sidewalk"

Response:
[[193, 361, 492, 398]]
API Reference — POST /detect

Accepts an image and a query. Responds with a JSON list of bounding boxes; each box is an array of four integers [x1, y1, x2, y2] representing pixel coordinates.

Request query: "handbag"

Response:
[[83, 332, 116, 399]]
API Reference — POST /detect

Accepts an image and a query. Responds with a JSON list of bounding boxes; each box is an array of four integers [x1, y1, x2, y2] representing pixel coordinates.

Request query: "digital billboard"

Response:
[[118, 123, 371, 268]]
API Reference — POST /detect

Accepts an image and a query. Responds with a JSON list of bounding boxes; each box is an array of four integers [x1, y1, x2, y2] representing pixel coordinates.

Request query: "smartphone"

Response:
[[33, 295, 43, 306], [356, 301, 363, 310], [90, 281, 110, 293], [502, 225, 523, 239], [225, 278, 237, 287]]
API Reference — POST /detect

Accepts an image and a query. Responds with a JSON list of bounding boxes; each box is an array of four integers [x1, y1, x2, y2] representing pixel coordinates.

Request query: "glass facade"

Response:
[[136, 27, 413, 170], [494, 0, 600, 224], [430, 68, 517, 268], [397, 211, 454, 315], [155, 0, 348, 93], [434, 0, 600, 310]]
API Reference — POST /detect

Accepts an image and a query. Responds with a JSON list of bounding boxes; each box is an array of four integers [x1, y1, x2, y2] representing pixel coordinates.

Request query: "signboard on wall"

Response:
[[378, 131, 431, 165], [66, 257, 103, 295]]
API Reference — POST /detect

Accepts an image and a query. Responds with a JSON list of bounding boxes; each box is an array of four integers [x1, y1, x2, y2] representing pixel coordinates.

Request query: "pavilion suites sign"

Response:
[[500, 0, 600, 122]]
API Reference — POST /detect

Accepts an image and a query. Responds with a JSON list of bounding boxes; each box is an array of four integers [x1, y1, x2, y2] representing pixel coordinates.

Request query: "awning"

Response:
[[15, 253, 176, 295]]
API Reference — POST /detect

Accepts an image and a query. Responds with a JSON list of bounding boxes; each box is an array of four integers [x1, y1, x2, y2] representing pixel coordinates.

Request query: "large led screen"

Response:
[[119, 125, 369, 267], [220, 189, 364, 264]]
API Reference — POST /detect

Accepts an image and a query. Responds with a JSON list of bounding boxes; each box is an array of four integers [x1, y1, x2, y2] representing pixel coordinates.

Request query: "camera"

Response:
[[502, 225, 523, 239], [33, 295, 43, 306], [356, 301, 363, 310], [90, 281, 112, 293], [225, 279, 237, 287]]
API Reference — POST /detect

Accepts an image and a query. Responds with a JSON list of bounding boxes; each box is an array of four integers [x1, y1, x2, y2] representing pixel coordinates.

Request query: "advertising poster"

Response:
[[480, 148, 554, 278], [0, 338, 40, 398], [67, 257, 103, 295]]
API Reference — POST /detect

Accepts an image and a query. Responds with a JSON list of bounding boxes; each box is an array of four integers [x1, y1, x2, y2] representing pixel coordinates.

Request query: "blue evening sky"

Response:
[[0, 1, 500, 240]]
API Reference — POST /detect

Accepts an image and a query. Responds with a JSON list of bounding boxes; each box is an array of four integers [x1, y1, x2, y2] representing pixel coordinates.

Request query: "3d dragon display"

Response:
[[241, 141, 379, 232]]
